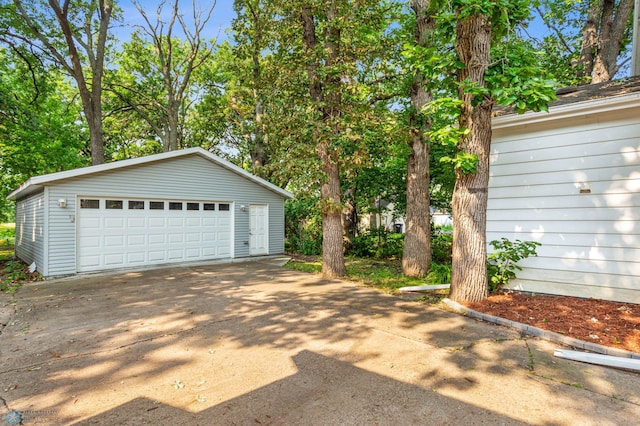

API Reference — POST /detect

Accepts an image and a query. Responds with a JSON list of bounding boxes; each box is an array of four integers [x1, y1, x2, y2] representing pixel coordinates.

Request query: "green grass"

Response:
[[285, 255, 450, 295], [0, 223, 15, 261]]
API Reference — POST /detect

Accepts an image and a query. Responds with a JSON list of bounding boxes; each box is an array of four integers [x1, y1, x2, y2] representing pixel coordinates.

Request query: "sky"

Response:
[[114, 1, 553, 46], [114, 1, 237, 43]]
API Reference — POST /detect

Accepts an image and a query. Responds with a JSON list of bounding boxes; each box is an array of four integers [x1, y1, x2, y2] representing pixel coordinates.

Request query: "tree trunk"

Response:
[[591, 0, 634, 83], [403, 0, 434, 277], [449, 12, 493, 303], [251, 97, 268, 172], [300, 3, 346, 278], [46, 0, 111, 164], [578, 0, 634, 83], [577, 0, 602, 80], [342, 186, 357, 252], [319, 142, 347, 278], [87, 111, 105, 165], [165, 98, 180, 151]]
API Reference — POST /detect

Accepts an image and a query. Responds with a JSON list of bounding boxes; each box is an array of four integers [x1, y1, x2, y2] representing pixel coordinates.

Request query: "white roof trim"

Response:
[[492, 91, 640, 130], [8, 147, 293, 200]]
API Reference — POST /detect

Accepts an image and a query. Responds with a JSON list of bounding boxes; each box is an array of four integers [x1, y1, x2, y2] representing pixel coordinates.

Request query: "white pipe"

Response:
[[398, 284, 451, 292], [554, 349, 640, 371]]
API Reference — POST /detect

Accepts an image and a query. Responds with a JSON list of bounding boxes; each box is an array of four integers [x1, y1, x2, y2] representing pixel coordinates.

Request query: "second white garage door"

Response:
[[77, 198, 232, 272]]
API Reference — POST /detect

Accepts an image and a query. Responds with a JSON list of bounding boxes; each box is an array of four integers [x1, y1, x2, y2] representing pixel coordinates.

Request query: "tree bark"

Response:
[[449, 12, 493, 303], [342, 186, 357, 252], [402, 0, 433, 278], [591, 0, 634, 83], [577, 0, 602, 80], [42, 0, 112, 164], [578, 0, 634, 83], [300, 3, 346, 278]]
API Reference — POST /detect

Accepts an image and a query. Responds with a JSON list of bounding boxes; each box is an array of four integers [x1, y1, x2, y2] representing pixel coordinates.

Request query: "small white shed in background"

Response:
[[489, 77, 640, 304], [8, 147, 293, 278]]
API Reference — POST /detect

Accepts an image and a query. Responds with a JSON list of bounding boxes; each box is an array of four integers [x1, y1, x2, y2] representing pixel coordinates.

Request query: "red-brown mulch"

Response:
[[463, 292, 640, 354]]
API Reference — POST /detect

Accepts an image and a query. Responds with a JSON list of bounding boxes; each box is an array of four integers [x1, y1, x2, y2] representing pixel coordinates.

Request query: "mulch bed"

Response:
[[464, 292, 640, 353]]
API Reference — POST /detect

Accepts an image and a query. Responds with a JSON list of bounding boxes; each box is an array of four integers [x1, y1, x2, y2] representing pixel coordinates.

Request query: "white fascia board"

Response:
[[492, 92, 640, 130], [8, 147, 293, 201]]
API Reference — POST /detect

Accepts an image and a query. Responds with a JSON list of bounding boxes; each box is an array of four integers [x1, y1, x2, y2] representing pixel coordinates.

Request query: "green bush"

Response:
[[426, 262, 451, 284], [431, 230, 453, 264], [487, 238, 541, 292], [351, 227, 404, 259], [285, 198, 322, 255]]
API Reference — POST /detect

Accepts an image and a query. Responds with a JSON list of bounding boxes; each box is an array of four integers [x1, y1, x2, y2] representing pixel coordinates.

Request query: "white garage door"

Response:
[[77, 198, 232, 272]]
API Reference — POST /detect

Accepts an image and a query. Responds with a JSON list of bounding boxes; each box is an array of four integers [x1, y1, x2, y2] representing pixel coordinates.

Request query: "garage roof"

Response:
[[8, 147, 294, 200]]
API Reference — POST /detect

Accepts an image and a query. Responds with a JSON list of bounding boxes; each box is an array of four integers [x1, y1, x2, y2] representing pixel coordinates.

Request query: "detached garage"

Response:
[[8, 147, 293, 277]]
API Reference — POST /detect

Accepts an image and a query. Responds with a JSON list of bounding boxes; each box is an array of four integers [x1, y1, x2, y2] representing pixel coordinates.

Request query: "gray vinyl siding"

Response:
[[15, 190, 46, 275], [268, 202, 285, 255], [489, 104, 640, 303], [44, 155, 286, 276]]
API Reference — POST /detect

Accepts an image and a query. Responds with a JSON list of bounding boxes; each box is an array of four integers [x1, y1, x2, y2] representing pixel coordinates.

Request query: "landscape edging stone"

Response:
[[442, 298, 640, 360]]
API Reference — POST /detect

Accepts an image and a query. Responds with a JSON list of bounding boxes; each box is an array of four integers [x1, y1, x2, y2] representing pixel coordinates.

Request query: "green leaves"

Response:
[[487, 41, 557, 113], [487, 238, 541, 291], [440, 152, 478, 174]]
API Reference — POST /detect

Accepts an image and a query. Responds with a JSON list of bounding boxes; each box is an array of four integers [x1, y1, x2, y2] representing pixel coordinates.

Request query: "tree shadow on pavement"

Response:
[[0, 260, 638, 424]]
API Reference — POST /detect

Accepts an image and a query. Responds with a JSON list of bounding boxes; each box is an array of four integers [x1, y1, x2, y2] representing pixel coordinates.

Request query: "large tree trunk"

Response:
[[449, 12, 493, 303], [87, 111, 105, 165], [300, 3, 346, 278], [319, 143, 347, 278], [402, 0, 434, 277]]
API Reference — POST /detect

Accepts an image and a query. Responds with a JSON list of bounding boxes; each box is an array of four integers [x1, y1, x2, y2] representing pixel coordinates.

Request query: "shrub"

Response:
[[426, 262, 451, 284], [285, 198, 322, 255], [487, 238, 541, 292], [431, 229, 453, 264], [351, 227, 404, 259]]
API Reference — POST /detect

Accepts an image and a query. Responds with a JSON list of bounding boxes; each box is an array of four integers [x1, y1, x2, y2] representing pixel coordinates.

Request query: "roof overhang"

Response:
[[8, 147, 293, 201], [492, 91, 640, 131]]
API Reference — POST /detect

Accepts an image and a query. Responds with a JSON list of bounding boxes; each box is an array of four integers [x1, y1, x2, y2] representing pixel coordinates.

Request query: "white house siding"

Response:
[[44, 155, 286, 276], [15, 190, 47, 275], [489, 103, 640, 304]]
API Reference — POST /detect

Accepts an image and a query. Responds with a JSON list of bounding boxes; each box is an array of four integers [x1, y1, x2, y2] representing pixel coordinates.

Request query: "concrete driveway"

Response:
[[0, 258, 638, 425]]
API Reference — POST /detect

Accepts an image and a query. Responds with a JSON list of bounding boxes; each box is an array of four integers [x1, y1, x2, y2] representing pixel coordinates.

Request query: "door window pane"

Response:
[[218, 203, 230, 211], [80, 199, 100, 209], [129, 200, 145, 210], [106, 200, 123, 209], [169, 202, 183, 210], [203, 203, 215, 211], [187, 202, 199, 211], [150, 201, 164, 210]]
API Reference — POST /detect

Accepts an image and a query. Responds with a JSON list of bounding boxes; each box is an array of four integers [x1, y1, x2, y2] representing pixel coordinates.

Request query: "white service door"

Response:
[[249, 204, 268, 255], [77, 198, 232, 272]]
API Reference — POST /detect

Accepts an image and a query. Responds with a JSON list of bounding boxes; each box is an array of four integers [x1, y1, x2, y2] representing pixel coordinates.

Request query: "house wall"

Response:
[[43, 155, 286, 276], [489, 104, 640, 303], [15, 189, 47, 275]]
